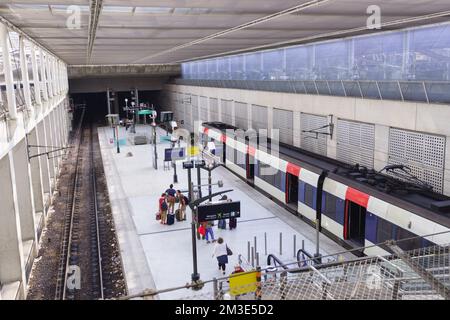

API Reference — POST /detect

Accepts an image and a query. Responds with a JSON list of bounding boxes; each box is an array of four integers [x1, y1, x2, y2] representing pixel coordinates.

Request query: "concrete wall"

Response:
[[0, 95, 70, 299], [165, 84, 450, 196]]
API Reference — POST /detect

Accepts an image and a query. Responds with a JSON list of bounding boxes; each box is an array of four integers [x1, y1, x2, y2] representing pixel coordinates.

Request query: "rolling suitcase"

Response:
[[167, 213, 175, 225], [229, 218, 237, 230], [175, 209, 182, 221], [218, 219, 226, 229]]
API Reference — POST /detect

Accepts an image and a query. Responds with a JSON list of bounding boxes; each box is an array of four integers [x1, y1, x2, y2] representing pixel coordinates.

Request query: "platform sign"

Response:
[[164, 147, 185, 162], [197, 201, 241, 222]]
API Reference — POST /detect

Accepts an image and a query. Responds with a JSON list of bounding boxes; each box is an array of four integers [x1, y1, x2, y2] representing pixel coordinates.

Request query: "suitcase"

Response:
[[175, 209, 182, 221], [229, 218, 237, 229], [167, 213, 175, 225], [218, 219, 226, 229]]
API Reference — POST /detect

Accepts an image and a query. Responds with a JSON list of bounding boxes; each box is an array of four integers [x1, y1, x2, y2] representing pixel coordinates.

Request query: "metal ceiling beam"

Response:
[[173, 10, 450, 63], [87, 0, 103, 63], [132, 0, 333, 63]]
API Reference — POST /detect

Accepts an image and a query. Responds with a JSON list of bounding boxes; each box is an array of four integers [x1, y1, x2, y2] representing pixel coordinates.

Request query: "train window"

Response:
[[396, 228, 422, 251], [324, 193, 338, 221], [304, 184, 314, 208], [273, 170, 282, 190], [226, 145, 234, 162], [376, 218, 394, 243]]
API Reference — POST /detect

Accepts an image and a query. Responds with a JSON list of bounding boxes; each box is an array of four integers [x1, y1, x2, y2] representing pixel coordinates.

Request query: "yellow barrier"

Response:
[[188, 146, 200, 156], [229, 271, 258, 296]]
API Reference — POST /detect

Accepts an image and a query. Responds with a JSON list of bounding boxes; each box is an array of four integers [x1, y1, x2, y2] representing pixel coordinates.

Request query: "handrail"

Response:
[[266, 254, 289, 270], [296, 249, 314, 268]]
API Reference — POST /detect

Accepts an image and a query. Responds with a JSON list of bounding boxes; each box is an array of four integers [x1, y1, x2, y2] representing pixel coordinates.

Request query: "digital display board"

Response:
[[197, 201, 241, 222]]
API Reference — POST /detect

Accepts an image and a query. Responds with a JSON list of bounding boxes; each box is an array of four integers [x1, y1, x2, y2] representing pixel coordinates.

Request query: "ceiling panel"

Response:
[[0, 0, 449, 65]]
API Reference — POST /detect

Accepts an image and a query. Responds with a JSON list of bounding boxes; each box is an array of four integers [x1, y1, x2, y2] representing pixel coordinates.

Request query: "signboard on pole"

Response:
[[197, 201, 241, 222], [164, 148, 186, 162]]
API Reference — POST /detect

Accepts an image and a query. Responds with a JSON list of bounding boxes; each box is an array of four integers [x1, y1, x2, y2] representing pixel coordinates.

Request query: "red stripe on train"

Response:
[[286, 163, 301, 177], [220, 135, 227, 143], [203, 127, 209, 134], [345, 187, 369, 208]]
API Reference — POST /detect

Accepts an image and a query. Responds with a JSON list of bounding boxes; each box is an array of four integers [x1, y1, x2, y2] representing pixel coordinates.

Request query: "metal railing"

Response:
[[174, 79, 450, 105]]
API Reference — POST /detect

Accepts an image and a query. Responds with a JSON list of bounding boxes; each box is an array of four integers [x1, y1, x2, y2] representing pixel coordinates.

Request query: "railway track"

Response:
[[54, 110, 104, 300]]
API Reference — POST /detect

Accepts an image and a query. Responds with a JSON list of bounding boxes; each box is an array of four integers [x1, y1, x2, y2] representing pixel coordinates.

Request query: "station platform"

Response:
[[98, 125, 353, 299]]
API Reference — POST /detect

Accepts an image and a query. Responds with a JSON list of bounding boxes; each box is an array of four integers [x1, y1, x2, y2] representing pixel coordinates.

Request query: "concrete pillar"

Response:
[[0, 154, 26, 294], [39, 49, 49, 104], [19, 36, 33, 111], [45, 113, 56, 183], [37, 120, 52, 198], [31, 45, 42, 112], [0, 23, 17, 120], [12, 140, 37, 244], [374, 124, 390, 171], [28, 128, 45, 217]]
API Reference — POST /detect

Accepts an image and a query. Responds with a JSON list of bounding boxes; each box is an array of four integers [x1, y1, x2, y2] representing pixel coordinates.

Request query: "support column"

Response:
[[28, 128, 45, 219], [0, 154, 26, 296], [37, 120, 52, 200], [12, 140, 37, 252], [39, 49, 49, 107], [0, 23, 17, 120], [30, 45, 42, 113], [19, 36, 32, 111]]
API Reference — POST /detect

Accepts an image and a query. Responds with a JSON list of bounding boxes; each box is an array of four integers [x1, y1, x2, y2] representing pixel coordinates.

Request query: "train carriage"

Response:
[[199, 122, 450, 256]]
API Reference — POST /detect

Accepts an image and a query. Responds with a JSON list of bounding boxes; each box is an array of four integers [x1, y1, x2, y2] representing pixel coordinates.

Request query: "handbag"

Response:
[[156, 212, 161, 220], [226, 245, 233, 256]]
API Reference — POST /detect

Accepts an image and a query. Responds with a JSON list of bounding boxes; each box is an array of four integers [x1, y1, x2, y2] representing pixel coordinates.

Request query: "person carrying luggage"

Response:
[[159, 193, 168, 224], [176, 190, 187, 221]]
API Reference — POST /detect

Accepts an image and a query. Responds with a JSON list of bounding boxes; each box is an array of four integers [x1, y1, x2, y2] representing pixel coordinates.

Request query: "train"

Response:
[[198, 121, 450, 256]]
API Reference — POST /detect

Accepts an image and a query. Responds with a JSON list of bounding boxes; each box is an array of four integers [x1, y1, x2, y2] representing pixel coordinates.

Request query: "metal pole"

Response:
[[314, 219, 322, 265], [116, 126, 120, 153], [279, 232, 282, 255], [256, 252, 260, 267], [197, 165, 202, 199], [247, 241, 251, 262], [251, 246, 255, 267], [254, 236, 257, 255], [264, 232, 267, 256], [293, 235, 297, 258], [302, 239, 305, 251], [213, 278, 218, 300], [173, 161, 178, 183], [191, 208, 200, 282], [208, 169, 212, 201], [153, 125, 158, 170]]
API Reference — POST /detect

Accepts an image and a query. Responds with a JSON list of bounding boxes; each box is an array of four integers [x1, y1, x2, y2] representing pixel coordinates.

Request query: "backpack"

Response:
[[161, 201, 168, 211], [183, 196, 190, 205]]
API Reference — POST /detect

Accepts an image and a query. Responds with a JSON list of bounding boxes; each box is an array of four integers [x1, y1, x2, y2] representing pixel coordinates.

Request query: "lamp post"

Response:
[[150, 110, 158, 170], [171, 135, 178, 184], [125, 98, 129, 120]]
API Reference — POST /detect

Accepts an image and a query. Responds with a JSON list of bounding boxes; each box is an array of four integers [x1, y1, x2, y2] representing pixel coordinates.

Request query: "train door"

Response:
[[286, 173, 299, 211], [344, 200, 366, 246]]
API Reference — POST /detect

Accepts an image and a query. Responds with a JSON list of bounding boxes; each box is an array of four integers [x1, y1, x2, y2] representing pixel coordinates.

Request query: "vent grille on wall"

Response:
[[251, 104, 268, 134], [300, 113, 328, 156], [221, 99, 233, 126], [235, 101, 249, 130], [273, 108, 294, 145], [337, 119, 375, 169], [388, 128, 446, 194]]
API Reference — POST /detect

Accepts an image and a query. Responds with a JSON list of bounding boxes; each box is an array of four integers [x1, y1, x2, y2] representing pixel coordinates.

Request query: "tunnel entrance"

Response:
[[70, 90, 162, 124]]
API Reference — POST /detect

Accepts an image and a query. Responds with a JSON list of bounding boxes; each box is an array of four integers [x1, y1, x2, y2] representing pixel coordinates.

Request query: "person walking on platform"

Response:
[[205, 221, 216, 243], [165, 184, 177, 214], [213, 237, 232, 275]]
